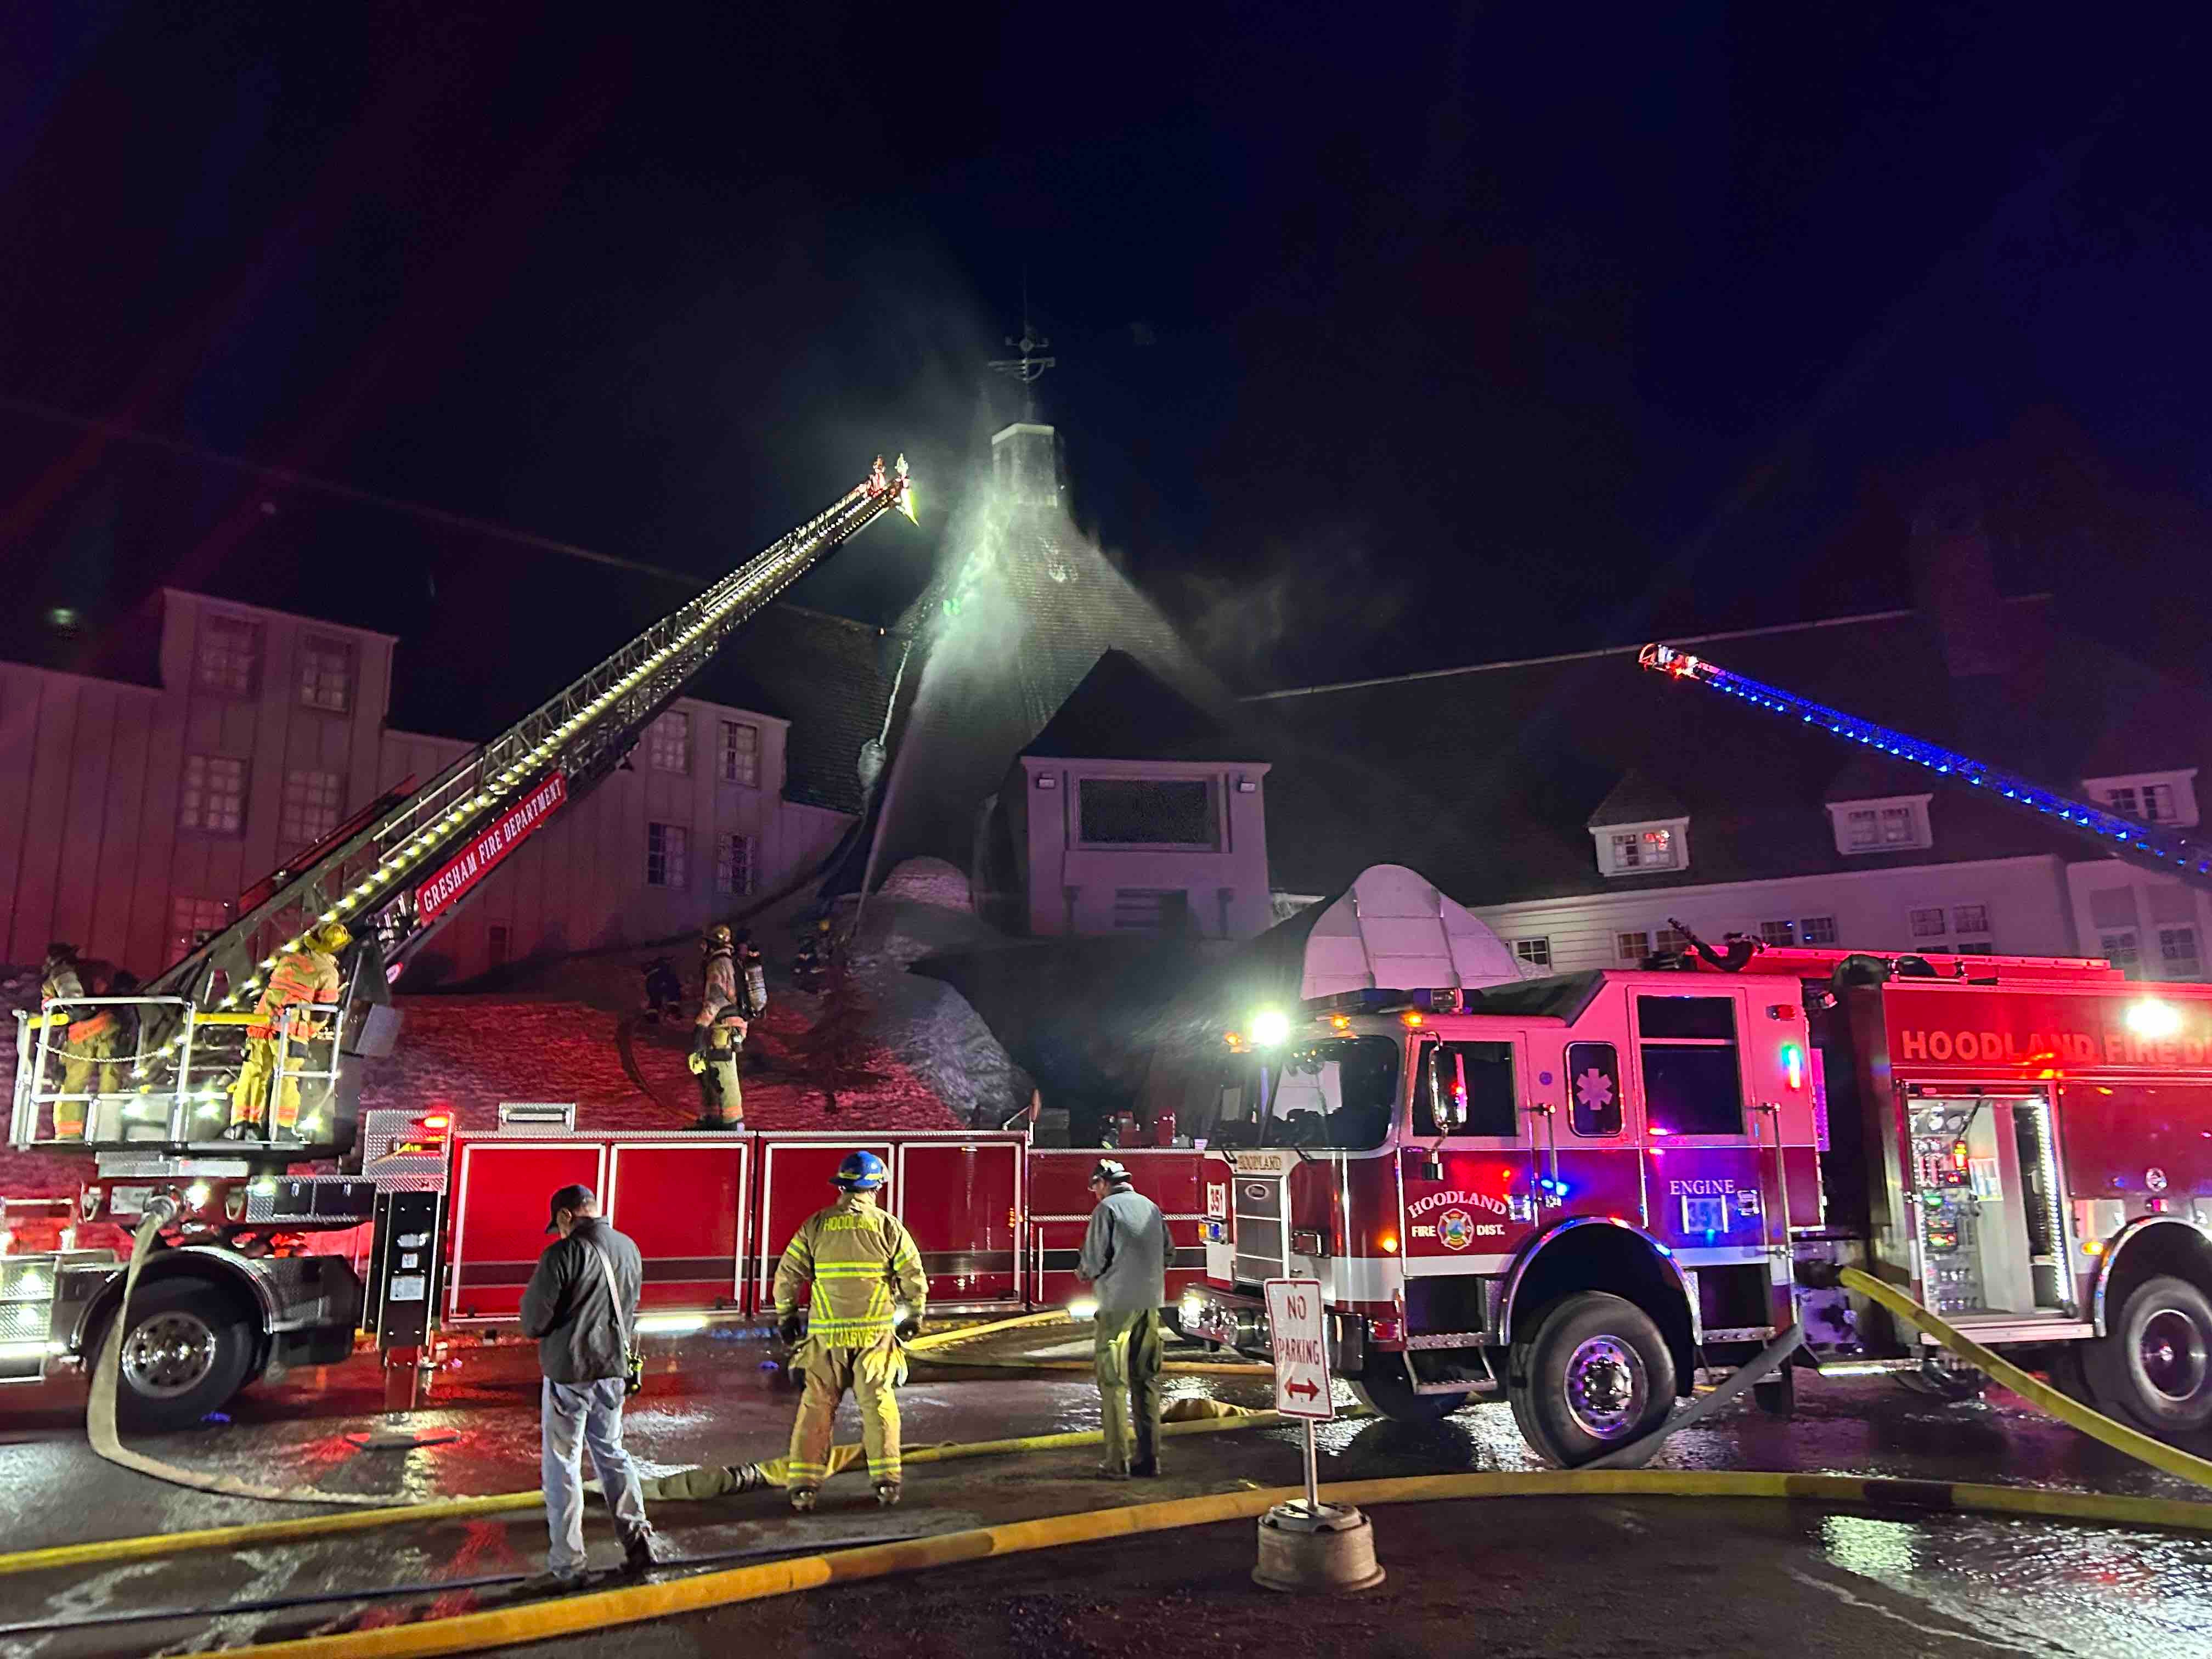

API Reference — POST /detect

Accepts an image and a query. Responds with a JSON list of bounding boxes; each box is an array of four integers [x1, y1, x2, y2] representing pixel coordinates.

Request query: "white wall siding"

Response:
[[1472, 855, 2080, 972]]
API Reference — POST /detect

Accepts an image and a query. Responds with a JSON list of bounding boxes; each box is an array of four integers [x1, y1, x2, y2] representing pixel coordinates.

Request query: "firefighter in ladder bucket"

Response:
[[686, 924, 747, 1129], [225, 922, 348, 1140], [40, 943, 121, 1139], [773, 1150, 927, 1510]]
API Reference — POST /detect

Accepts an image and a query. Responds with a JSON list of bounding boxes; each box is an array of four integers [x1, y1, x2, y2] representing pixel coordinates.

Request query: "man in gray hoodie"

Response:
[[1074, 1158, 1168, 1478], [518, 1184, 663, 1585]]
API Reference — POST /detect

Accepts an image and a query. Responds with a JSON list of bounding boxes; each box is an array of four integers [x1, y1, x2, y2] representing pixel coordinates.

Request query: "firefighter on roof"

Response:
[[687, 924, 746, 1128], [772, 1150, 927, 1511], [227, 922, 348, 1139], [40, 943, 119, 1139]]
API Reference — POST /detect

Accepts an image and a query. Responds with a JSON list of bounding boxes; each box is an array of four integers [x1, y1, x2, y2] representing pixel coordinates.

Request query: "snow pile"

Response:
[[845, 866, 1033, 1130]]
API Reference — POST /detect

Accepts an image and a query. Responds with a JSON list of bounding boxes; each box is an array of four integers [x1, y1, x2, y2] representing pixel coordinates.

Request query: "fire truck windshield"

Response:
[[1199, 1036, 1401, 1150]]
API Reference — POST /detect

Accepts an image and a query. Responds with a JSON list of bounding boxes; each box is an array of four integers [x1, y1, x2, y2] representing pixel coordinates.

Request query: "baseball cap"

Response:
[[545, 1183, 596, 1233]]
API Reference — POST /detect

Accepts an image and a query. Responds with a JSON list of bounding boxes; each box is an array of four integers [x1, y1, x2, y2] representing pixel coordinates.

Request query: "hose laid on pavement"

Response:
[[1838, 1266, 2212, 1492], [165, 1466, 2212, 1659]]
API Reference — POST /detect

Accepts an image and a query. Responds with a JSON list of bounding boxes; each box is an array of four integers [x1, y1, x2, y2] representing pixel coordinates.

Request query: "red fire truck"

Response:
[[1175, 946, 2212, 1463]]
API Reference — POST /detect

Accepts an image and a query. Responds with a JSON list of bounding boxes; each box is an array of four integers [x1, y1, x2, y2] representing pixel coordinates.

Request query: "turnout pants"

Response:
[[697, 1032, 743, 1125], [50, 1027, 119, 1138], [541, 1377, 652, 1576], [1094, 1309, 1164, 1474], [787, 1344, 901, 1490], [228, 1035, 304, 1131]]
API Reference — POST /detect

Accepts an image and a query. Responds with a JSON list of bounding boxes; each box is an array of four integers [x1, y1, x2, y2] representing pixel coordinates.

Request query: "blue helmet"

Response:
[[834, 1150, 888, 1191]]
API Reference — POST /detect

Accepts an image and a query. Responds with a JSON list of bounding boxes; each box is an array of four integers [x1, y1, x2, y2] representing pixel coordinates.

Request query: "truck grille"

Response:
[[1233, 1176, 1286, 1286]]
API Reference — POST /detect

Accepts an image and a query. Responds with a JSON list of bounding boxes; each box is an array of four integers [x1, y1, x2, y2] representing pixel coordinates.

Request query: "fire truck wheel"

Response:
[[1509, 1292, 1676, 1468], [104, 1279, 259, 1432], [1348, 1366, 1468, 1423], [2084, 1275, 2212, 1436]]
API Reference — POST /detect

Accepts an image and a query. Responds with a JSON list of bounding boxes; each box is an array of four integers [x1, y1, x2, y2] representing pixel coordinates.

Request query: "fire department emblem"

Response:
[[1437, 1209, 1477, 1251], [1576, 1068, 1615, 1113], [2147, 1166, 2169, 1193]]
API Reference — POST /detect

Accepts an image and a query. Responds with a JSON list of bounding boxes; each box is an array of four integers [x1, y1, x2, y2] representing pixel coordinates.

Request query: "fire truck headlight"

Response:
[[1249, 1009, 1290, 1048], [185, 1183, 211, 1210], [1180, 1291, 1205, 1325], [2128, 999, 2182, 1039], [1067, 1297, 1099, 1321]]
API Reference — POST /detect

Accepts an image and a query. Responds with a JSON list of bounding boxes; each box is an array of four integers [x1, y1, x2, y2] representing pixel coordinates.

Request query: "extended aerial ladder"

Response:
[[1639, 641, 2212, 895], [12, 456, 916, 1162]]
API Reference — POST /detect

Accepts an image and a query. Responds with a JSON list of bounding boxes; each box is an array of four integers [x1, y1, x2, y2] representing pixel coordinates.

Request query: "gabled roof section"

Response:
[[1586, 770, 1688, 827], [1822, 754, 1933, 802], [1022, 650, 1262, 764]]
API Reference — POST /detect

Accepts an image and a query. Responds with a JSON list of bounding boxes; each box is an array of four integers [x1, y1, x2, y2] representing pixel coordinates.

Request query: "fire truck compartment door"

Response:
[[895, 1139, 1022, 1307], [607, 1140, 748, 1312], [448, 1141, 608, 1321], [1632, 990, 1771, 1260]]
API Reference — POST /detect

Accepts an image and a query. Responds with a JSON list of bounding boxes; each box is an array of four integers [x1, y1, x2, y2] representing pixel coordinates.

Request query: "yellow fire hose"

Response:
[[1838, 1266, 2212, 1491]]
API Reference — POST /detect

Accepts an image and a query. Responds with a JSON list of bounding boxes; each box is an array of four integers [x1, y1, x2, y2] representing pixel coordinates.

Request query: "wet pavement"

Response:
[[3, 1324, 2211, 1656]]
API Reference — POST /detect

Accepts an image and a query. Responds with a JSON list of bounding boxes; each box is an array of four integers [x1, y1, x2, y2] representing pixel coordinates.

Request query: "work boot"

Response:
[[874, 1482, 901, 1508], [1092, 1464, 1130, 1481], [221, 1121, 262, 1141], [525, 1570, 589, 1595], [1128, 1460, 1159, 1479], [789, 1486, 819, 1513], [622, 1530, 668, 1575]]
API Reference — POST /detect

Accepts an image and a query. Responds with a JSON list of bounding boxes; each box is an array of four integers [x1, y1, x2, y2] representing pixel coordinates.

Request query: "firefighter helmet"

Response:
[[703, 923, 733, 951], [1091, 1159, 1132, 1188], [833, 1150, 888, 1191], [307, 922, 352, 955]]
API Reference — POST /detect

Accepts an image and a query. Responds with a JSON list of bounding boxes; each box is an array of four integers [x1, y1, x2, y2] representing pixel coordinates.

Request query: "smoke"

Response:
[[1167, 515, 1411, 690]]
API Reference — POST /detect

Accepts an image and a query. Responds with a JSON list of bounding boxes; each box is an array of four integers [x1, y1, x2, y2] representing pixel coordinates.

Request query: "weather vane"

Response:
[[987, 273, 1057, 414]]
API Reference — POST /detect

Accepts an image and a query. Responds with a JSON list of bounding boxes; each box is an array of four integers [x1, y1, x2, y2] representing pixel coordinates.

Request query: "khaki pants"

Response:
[[787, 1345, 901, 1489], [229, 1035, 303, 1131], [1094, 1309, 1164, 1474], [52, 1027, 119, 1138]]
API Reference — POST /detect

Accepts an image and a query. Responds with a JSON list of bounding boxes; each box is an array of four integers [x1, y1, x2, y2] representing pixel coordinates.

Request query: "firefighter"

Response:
[[640, 957, 683, 1024], [226, 922, 349, 1139], [686, 924, 746, 1129], [1075, 1158, 1168, 1479], [772, 1150, 927, 1510], [40, 943, 117, 1139]]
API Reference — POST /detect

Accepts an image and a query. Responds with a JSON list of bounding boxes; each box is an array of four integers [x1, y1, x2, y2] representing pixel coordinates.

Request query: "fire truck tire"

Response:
[[2083, 1275, 2212, 1437], [1348, 1366, 1468, 1423], [100, 1279, 259, 1432], [1509, 1292, 1677, 1468]]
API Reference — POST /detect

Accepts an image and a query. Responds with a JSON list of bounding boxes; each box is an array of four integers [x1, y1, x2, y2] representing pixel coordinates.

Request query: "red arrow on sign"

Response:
[[1286, 1377, 1321, 1401]]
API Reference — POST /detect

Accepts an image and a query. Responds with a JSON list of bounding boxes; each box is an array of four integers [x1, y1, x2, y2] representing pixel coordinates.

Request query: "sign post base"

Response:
[[1252, 1503, 1385, 1593]]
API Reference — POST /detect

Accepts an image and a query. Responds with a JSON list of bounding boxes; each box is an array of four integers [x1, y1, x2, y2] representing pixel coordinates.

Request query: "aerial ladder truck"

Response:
[[3, 457, 913, 1427]]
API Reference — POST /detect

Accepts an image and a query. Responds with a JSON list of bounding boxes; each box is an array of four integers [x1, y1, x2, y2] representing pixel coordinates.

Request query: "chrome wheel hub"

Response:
[[1564, 1334, 1645, 1438], [2140, 1307, 2209, 1404], [122, 1311, 218, 1398]]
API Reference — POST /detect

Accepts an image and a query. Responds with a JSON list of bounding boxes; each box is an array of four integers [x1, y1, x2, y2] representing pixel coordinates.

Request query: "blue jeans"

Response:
[[541, 1376, 651, 1575]]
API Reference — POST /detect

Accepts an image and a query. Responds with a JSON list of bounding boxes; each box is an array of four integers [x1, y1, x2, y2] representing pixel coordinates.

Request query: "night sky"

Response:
[[5, 4, 2210, 704]]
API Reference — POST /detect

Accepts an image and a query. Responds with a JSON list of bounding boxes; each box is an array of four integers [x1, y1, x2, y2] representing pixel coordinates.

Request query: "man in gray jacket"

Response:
[[518, 1184, 662, 1585], [1074, 1158, 1168, 1479]]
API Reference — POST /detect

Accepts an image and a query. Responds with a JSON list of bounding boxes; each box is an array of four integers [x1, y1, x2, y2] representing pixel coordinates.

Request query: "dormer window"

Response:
[[2082, 770, 2199, 830], [1587, 770, 1691, 879], [1827, 793, 1932, 856]]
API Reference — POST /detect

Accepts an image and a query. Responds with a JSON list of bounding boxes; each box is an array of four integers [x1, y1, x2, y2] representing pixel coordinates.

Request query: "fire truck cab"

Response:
[[1177, 949, 2212, 1468]]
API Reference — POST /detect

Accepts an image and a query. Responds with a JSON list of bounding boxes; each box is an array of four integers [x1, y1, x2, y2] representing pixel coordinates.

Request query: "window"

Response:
[[719, 720, 760, 787], [715, 832, 754, 897], [2085, 771, 2201, 830], [279, 769, 342, 849], [179, 755, 247, 834], [1566, 1041, 1623, 1136], [1113, 888, 1192, 935], [1616, 930, 1651, 963], [1513, 937, 1551, 968], [1654, 925, 1690, 956], [1953, 904, 1990, 935], [1637, 996, 1743, 1137], [2160, 927, 2202, 980], [1415, 1040, 1519, 1138], [1610, 828, 1677, 871], [2107, 783, 2177, 823], [1082, 780, 1216, 847], [297, 635, 353, 712], [648, 711, 690, 775], [195, 614, 261, 696], [1832, 795, 1932, 855], [1908, 907, 1948, 940], [170, 896, 229, 959], [1801, 915, 1838, 945], [2101, 931, 2142, 976], [646, 823, 688, 888], [488, 925, 510, 968], [1758, 920, 1796, 947]]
